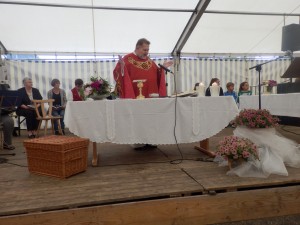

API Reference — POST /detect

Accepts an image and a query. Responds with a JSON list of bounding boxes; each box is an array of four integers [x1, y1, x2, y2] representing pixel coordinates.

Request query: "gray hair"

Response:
[[22, 77, 32, 86], [135, 38, 150, 49], [51, 78, 60, 87]]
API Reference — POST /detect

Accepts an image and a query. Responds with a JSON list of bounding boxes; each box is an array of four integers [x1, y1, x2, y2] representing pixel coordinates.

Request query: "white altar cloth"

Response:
[[64, 97, 239, 144], [239, 93, 300, 117]]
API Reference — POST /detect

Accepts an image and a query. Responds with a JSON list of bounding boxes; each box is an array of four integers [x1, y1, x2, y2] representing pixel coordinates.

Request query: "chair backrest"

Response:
[[32, 99, 54, 119]]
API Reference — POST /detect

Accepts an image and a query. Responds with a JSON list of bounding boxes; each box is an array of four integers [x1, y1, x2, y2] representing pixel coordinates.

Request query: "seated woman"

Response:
[[205, 78, 224, 96], [1, 113, 15, 150], [16, 77, 42, 138], [47, 79, 67, 135]]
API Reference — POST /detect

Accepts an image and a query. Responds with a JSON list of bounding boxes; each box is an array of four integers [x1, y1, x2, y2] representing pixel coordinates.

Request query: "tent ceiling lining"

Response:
[[1, 0, 300, 54], [0, 1, 195, 12], [172, 0, 211, 56], [2, 1, 299, 16]]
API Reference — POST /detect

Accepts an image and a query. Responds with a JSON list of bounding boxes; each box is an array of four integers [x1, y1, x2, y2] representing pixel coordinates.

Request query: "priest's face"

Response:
[[136, 44, 149, 59]]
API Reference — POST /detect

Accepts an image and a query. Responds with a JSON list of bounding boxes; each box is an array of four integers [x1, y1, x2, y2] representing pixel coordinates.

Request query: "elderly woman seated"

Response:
[[16, 77, 42, 138]]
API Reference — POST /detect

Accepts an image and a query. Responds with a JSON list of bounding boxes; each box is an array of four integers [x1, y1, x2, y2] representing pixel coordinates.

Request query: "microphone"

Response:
[[158, 63, 173, 74]]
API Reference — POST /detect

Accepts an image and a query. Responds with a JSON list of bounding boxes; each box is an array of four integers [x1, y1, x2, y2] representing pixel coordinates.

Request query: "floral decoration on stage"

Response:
[[262, 79, 277, 87], [80, 76, 111, 100], [216, 136, 259, 162], [234, 109, 279, 129]]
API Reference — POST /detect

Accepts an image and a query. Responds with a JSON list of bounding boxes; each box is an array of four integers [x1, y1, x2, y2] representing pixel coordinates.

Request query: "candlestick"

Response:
[[197, 82, 205, 97], [210, 82, 220, 96]]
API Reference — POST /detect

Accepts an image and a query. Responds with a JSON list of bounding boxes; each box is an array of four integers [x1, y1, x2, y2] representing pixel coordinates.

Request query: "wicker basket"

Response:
[[24, 135, 89, 178]]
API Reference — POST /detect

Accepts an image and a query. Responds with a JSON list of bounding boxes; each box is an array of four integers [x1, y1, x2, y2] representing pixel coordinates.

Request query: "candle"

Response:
[[197, 82, 205, 96], [210, 82, 220, 96]]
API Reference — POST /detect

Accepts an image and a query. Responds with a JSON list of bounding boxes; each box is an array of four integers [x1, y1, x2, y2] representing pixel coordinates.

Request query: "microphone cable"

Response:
[[169, 62, 184, 164]]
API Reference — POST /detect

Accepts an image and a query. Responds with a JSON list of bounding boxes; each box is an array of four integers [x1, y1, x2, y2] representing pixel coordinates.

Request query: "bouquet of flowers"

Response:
[[262, 80, 277, 87], [234, 109, 279, 128], [216, 136, 259, 161], [81, 76, 111, 100]]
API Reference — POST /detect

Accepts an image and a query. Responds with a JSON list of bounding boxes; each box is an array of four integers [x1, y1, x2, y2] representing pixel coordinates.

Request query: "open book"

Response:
[[53, 105, 62, 110], [27, 104, 35, 109]]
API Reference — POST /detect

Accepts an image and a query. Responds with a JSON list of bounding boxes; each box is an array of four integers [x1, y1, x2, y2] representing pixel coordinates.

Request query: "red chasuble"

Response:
[[113, 53, 167, 99]]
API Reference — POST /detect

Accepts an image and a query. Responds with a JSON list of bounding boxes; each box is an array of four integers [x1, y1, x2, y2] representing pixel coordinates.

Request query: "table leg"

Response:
[[194, 138, 216, 158], [92, 142, 98, 166]]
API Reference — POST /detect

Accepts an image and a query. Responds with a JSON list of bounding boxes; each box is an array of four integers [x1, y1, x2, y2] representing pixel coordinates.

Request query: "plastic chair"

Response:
[[32, 99, 63, 137]]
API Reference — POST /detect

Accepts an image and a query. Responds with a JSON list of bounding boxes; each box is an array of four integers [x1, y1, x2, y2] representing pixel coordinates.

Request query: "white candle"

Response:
[[210, 82, 220, 96], [197, 82, 205, 96]]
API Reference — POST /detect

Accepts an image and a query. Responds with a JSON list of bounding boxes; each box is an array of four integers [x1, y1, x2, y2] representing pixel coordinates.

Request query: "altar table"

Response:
[[239, 93, 300, 117], [65, 97, 239, 165]]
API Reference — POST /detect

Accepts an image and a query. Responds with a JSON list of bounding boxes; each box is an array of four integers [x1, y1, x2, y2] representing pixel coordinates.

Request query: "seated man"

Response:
[[1, 113, 15, 150]]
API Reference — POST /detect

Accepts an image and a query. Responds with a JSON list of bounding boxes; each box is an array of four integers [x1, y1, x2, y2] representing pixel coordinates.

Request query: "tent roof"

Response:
[[1, 0, 300, 55]]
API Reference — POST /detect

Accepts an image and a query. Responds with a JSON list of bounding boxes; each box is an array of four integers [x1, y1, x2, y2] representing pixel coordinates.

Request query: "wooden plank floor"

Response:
[[0, 125, 300, 218]]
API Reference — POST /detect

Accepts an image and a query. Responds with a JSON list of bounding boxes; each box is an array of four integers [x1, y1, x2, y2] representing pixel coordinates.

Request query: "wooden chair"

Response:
[[32, 99, 63, 137]]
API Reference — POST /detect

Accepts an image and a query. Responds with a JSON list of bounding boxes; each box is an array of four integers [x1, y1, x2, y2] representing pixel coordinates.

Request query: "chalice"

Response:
[[133, 79, 146, 99]]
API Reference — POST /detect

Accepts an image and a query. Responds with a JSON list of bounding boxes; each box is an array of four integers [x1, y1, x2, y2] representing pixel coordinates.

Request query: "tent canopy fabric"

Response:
[[0, 0, 300, 54]]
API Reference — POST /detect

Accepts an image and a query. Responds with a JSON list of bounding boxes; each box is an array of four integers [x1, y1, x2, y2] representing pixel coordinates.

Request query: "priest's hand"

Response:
[[163, 60, 173, 68], [118, 55, 125, 68], [118, 55, 125, 76]]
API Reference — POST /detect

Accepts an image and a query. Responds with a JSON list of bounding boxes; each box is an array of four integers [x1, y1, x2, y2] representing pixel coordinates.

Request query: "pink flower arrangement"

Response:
[[216, 136, 259, 161], [81, 76, 111, 99], [268, 80, 277, 87], [262, 80, 277, 87], [235, 109, 279, 128]]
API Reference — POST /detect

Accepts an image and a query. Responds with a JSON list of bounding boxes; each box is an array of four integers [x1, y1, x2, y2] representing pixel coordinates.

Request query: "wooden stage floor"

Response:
[[0, 126, 300, 224]]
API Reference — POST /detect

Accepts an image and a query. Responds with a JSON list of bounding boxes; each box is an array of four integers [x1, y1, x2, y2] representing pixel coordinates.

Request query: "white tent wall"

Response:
[[6, 57, 290, 98], [177, 58, 291, 93]]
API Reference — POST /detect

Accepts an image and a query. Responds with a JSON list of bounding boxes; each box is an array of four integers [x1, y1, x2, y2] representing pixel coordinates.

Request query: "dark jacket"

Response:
[[16, 87, 43, 112]]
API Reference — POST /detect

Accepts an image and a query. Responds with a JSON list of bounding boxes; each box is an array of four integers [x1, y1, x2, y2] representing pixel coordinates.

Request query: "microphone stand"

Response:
[[160, 67, 174, 96], [249, 57, 281, 110]]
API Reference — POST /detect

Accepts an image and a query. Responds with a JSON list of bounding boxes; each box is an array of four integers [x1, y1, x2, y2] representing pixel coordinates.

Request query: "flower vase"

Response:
[[90, 94, 109, 100], [264, 86, 273, 94], [228, 158, 245, 170]]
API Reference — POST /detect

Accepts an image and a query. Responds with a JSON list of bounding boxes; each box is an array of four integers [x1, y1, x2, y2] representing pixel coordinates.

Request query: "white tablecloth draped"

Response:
[[239, 93, 300, 117], [64, 97, 239, 144]]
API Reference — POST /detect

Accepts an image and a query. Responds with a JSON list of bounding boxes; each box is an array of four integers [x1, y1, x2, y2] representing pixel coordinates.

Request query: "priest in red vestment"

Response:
[[113, 38, 173, 99]]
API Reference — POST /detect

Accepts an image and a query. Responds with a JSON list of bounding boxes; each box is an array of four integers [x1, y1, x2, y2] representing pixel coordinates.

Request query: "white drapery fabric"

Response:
[[215, 127, 300, 178], [230, 126, 300, 177], [6, 58, 291, 98]]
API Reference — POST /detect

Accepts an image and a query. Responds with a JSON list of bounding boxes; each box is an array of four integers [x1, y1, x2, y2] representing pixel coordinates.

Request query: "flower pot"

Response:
[[90, 94, 109, 100], [228, 158, 245, 170], [263, 86, 273, 94]]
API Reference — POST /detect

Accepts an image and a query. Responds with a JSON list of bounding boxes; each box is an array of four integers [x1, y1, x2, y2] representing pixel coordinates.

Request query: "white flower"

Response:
[[84, 87, 92, 96]]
